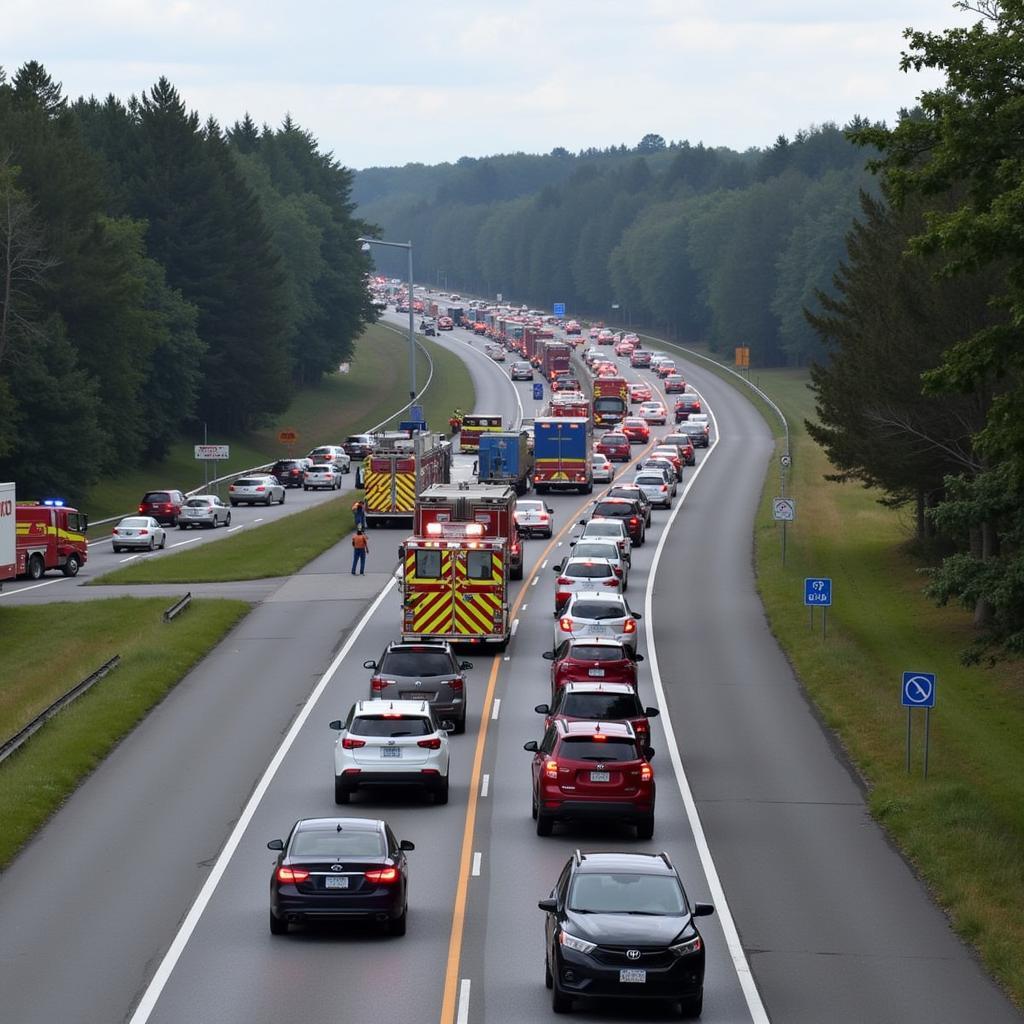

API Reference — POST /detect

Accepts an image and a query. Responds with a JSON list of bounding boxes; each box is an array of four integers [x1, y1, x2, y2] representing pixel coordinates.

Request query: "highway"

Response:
[[0, 312, 1019, 1024]]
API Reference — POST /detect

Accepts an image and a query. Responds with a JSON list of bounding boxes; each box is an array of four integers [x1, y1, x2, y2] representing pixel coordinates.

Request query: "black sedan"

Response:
[[539, 850, 714, 1017], [268, 817, 414, 936]]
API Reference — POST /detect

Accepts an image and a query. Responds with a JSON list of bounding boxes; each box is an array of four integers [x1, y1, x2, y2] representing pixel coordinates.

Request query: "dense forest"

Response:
[[0, 62, 376, 500], [355, 127, 875, 367]]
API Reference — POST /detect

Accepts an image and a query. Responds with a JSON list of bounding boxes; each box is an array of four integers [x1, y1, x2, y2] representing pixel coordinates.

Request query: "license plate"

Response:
[[590, 771, 610, 782], [381, 746, 402, 758], [588, 668, 605, 677], [619, 969, 646, 984], [325, 876, 349, 889]]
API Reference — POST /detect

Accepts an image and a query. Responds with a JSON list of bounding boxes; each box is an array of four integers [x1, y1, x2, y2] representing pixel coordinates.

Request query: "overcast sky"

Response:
[[1, 1, 972, 170]]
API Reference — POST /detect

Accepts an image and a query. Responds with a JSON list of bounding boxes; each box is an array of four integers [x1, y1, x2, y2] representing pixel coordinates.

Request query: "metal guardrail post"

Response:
[[162, 592, 192, 623]]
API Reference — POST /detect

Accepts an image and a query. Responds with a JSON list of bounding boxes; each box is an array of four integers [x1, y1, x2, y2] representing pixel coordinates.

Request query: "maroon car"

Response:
[[138, 489, 186, 526], [535, 680, 660, 750], [595, 432, 631, 462], [542, 638, 643, 699]]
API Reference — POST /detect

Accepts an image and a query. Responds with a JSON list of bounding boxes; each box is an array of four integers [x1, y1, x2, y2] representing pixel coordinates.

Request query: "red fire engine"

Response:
[[459, 414, 503, 453], [362, 431, 452, 528], [14, 498, 89, 579]]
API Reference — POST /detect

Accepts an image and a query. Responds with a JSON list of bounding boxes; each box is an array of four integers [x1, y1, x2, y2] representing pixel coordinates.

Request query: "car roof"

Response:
[[565, 557, 614, 569], [568, 589, 627, 604], [294, 817, 384, 834], [572, 850, 677, 875], [562, 680, 636, 694], [353, 699, 433, 716], [564, 636, 628, 650], [384, 640, 452, 652], [584, 518, 627, 530], [557, 719, 633, 738]]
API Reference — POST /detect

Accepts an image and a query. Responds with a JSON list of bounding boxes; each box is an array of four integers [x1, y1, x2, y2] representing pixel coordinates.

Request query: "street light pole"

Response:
[[359, 236, 417, 402]]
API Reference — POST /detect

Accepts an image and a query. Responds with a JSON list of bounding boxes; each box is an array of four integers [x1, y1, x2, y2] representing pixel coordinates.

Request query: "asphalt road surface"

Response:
[[0, 315, 1018, 1024]]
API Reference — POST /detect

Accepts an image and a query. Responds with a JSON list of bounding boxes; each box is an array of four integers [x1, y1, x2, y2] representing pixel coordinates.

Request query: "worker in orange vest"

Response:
[[352, 500, 366, 529], [351, 527, 369, 575]]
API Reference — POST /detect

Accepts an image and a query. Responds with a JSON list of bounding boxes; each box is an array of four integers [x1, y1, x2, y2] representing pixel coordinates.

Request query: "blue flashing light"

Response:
[[42, 498, 66, 507]]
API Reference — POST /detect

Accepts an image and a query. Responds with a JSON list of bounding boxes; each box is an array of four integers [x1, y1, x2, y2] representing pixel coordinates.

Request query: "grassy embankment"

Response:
[[0, 598, 248, 868], [640, 332, 1024, 1007]]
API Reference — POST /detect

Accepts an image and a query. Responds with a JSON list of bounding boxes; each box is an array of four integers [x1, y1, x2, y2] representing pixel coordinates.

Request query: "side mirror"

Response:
[[440, 720, 456, 733], [267, 839, 284, 851], [537, 898, 557, 913], [523, 740, 539, 752], [541, 651, 555, 661], [547, 506, 554, 514], [644, 707, 660, 718], [693, 902, 715, 917], [634, 653, 645, 662], [362, 660, 377, 670], [551, 563, 562, 573], [534, 703, 550, 714], [645, 746, 656, 760], [397, 545, 406, 560], [329, 719, 343, 731], [459, 661, 473, 671], [578, 519, 586, 526], [400, 840, 416, 852], [632, 612, 643, 621], [568, 539, 576, 547]]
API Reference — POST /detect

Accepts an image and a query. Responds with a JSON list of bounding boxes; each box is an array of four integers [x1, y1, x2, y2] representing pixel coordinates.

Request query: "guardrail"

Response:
[[89, 334, 436, 532], [163, 592, 192, 623], [0, 655, 121, 764]]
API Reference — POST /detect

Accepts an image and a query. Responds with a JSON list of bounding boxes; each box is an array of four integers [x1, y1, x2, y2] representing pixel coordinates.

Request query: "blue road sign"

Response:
[[804, 577, 832, 606], [553, 302, 566, 317], [902, 672, 936, 708], [410, 404, 424, 422], [532, 382, 544, 401]]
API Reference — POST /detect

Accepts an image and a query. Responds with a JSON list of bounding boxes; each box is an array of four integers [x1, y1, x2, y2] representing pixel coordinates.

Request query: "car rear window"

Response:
[[592, 502, 631, 518], [635, 476, 664, 486], [379, 651, 453, 676], [119, 517, 150, 527], [349, 715, 432, 737], [565, 561, 613, 578], [185, 499, 212, 507], [584, 522, 624, 538], [142, 492, 171, 502], [290, 830, 385, 859], [557, 737, 638, 761], [570, 600, 625, 619], [601, 435, 627, 444], [567, 644, 627, 661], [562, 693, 643, 718], [234, 478, 263, 487]]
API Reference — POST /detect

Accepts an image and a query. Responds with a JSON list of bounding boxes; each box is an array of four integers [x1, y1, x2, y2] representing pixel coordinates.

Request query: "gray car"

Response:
[[511, 361, 534, 380], [178, 495, 232, 529], [303, 463, 342, 490], [111, 515, 167, 552], [364, 641, 473, 734], [228, 475, 286, 506], [633, 471, 673, 509]]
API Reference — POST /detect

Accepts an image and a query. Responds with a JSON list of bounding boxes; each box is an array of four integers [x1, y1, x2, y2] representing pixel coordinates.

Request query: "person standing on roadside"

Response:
[[351, 527, 369, 575], [352, 499, 366, 529]]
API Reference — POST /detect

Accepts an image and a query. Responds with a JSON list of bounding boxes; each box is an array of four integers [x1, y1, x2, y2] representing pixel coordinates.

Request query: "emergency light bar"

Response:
[[42, 499, 66, 507], [425, 522, 485, 538]]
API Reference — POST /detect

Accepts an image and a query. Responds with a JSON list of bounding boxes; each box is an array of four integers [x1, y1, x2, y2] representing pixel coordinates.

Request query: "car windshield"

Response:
[[562, 693, 643, 718], [378, 651, 453, 676], [290, 830, 385, 860], [118, 517, 150, 528], [568, 873, 686, 915], [565, 561, 613, 578], [349, 715, 432, 737], [557, 737, 637, 762], [571, 600, 625, 620], [568, 644, 628, 661]]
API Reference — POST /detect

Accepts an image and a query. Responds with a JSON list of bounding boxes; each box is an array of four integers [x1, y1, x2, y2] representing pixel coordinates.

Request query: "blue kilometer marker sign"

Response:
[[532, 382, 544, 401], [902, 672, 936, 709], [804, 577, 832, 606], [553, 302, 566, 317]]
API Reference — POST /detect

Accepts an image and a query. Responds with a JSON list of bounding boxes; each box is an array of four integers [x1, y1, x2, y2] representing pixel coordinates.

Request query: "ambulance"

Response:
[[362, 431, 452, 528]]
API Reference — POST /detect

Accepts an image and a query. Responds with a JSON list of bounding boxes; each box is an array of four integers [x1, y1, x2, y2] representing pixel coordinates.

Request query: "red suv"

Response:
[[524, 720, 655, 838], [630, 349, 652, 368], [543, 638, 643, 698], [535, 681, 661, 749], [661, 433, 695, 467], [595, 433, 631, 462], [583, 497, 647, 545], [138, 489, 186, 526], [620, 418, 650, 444]]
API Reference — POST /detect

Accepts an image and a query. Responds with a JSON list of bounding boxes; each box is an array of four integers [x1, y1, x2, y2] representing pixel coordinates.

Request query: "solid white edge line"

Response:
[[456, 979, 471, 1024], [644, 386, 770, 1024], [472, 851, 482, 877], [126, 576, 399, 1024], [170, 537, 203, 549], [481, 773, 490, 797], [0, 576, 68, 598], [491, 698, 501, 721]]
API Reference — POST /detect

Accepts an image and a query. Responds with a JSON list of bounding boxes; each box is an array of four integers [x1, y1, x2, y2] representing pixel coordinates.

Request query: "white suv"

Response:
[[553, 591, 643, 654], [576, 517, 632, 565], [330, 700, 452, 805]]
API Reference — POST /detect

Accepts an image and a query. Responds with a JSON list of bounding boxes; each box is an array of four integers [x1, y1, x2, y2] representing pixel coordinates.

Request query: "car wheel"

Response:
[[388, 906, 407, 937], [531, 791, 538, 821], [551, 975, 572, 1013], [148, 538, 155, 551], [334, 777, 351, 804], [545, 951, 553, 989], [27, 554, 45, 580], [179, 523, 188, 530], [636, 816, 655, 840], [269, 908, 288, 936], [280, 491, 286, 504], [61, 553, 81, 578], [536, 813, 554, 837], [159, 535, 166, 549], [264, 497, 272, 506], [225, 513, 232, 527], [454, 711, 467, 736], [112, 545, 121, 554], [434, 776, 450, 805], [679, 990, 703, 1018], [303, 486, 309, 491]]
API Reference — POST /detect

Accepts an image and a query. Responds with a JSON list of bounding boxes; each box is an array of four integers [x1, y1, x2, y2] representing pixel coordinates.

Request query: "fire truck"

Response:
[[400, 483, 517, 649], [362, 431, 452, 528], [539, 340, 572, 382], [592, 377, 630, 427], [9, 496, 89, 580], [548, 392, 591, 420], [459, 414, 503, 453]]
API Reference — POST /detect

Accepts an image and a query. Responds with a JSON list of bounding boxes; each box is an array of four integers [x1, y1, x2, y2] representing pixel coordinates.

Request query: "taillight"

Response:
[[623, 619, 637, 634], [613, 566, 623, 577], [449, 676, 464, 691], [559, 616, 574, 631], [417, 737, 442, 749], [630, 517, 638, 526], [556, 576, 571, 585], [137, 505, 144, 513], [276, 866, 309, 883], [256, 486, 265, 491], [640, 763, 653, 782], [660, 485, 668, 492], [138, 529, 149, 535], [539, 514, 549, 522], [365, 866, 399, 884], [342, 737, 366, 749], [544, 759, 559, 780], [603, 578, 619, 587]]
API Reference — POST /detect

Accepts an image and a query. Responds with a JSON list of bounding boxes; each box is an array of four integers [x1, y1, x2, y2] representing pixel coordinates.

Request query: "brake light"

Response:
[[417, 737, 442, 750], [603, 578, 619, 587], [613, 566, 623, 577], [660, 485, 667, 492], [138, 529, 149, 535], [449, 676, 464, 691], [342, 737, 366, 749], [544, 759, 559, 779], [556, 577, 571, 585], [640, 763, 653, 782], [276, 866, 309, 883], [592, 732, 607, 741], [370, 676, 390, 692], [559, 616, 574, 631], [364, 867, 399, 884], [137, 505, 144, 513], [629, 517, 638, 526], [538, 513, 549, 522], [623, 619, 637, 634], [256, 486, 265, 491]]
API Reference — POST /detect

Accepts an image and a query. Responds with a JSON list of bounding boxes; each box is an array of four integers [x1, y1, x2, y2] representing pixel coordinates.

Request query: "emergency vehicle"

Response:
[[11, 497, 89, 579], [400, 483, 517, 648], [547, 393, 591, 420], [362, 431, 452, 528], [459, 414, 503, 453]]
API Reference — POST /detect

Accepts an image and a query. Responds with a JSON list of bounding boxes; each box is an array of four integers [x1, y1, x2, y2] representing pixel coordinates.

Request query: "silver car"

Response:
[[633, 471, 673, 509], [552, 557, 622, 613], [303, 463, 342, 490], [576, 517, 632, 565], [228, 475, 286, 506], [178, 495, 232, 529], [306, 446, 352, 473], [591, 454, 615, 483], [111, 516, 167, 552], [566, 538, 629, 589], [552, 590, 643, 654]]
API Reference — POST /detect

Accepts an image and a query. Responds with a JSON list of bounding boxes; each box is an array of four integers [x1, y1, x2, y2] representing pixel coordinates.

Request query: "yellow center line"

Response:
[[437, 354, 665, 1024]]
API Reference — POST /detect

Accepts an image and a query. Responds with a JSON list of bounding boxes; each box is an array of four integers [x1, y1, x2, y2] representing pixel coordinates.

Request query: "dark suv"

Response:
[[538, 850, 714, 1017], [582, 497, 646, 545], [138, 489, 185, 526], [364, 642, 473, 734], [606, 484, 652, 526], [270, 458, 312, 488]]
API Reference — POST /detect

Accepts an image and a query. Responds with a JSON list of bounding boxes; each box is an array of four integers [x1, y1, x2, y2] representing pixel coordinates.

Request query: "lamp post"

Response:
[[359, 236, 417, 402]]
